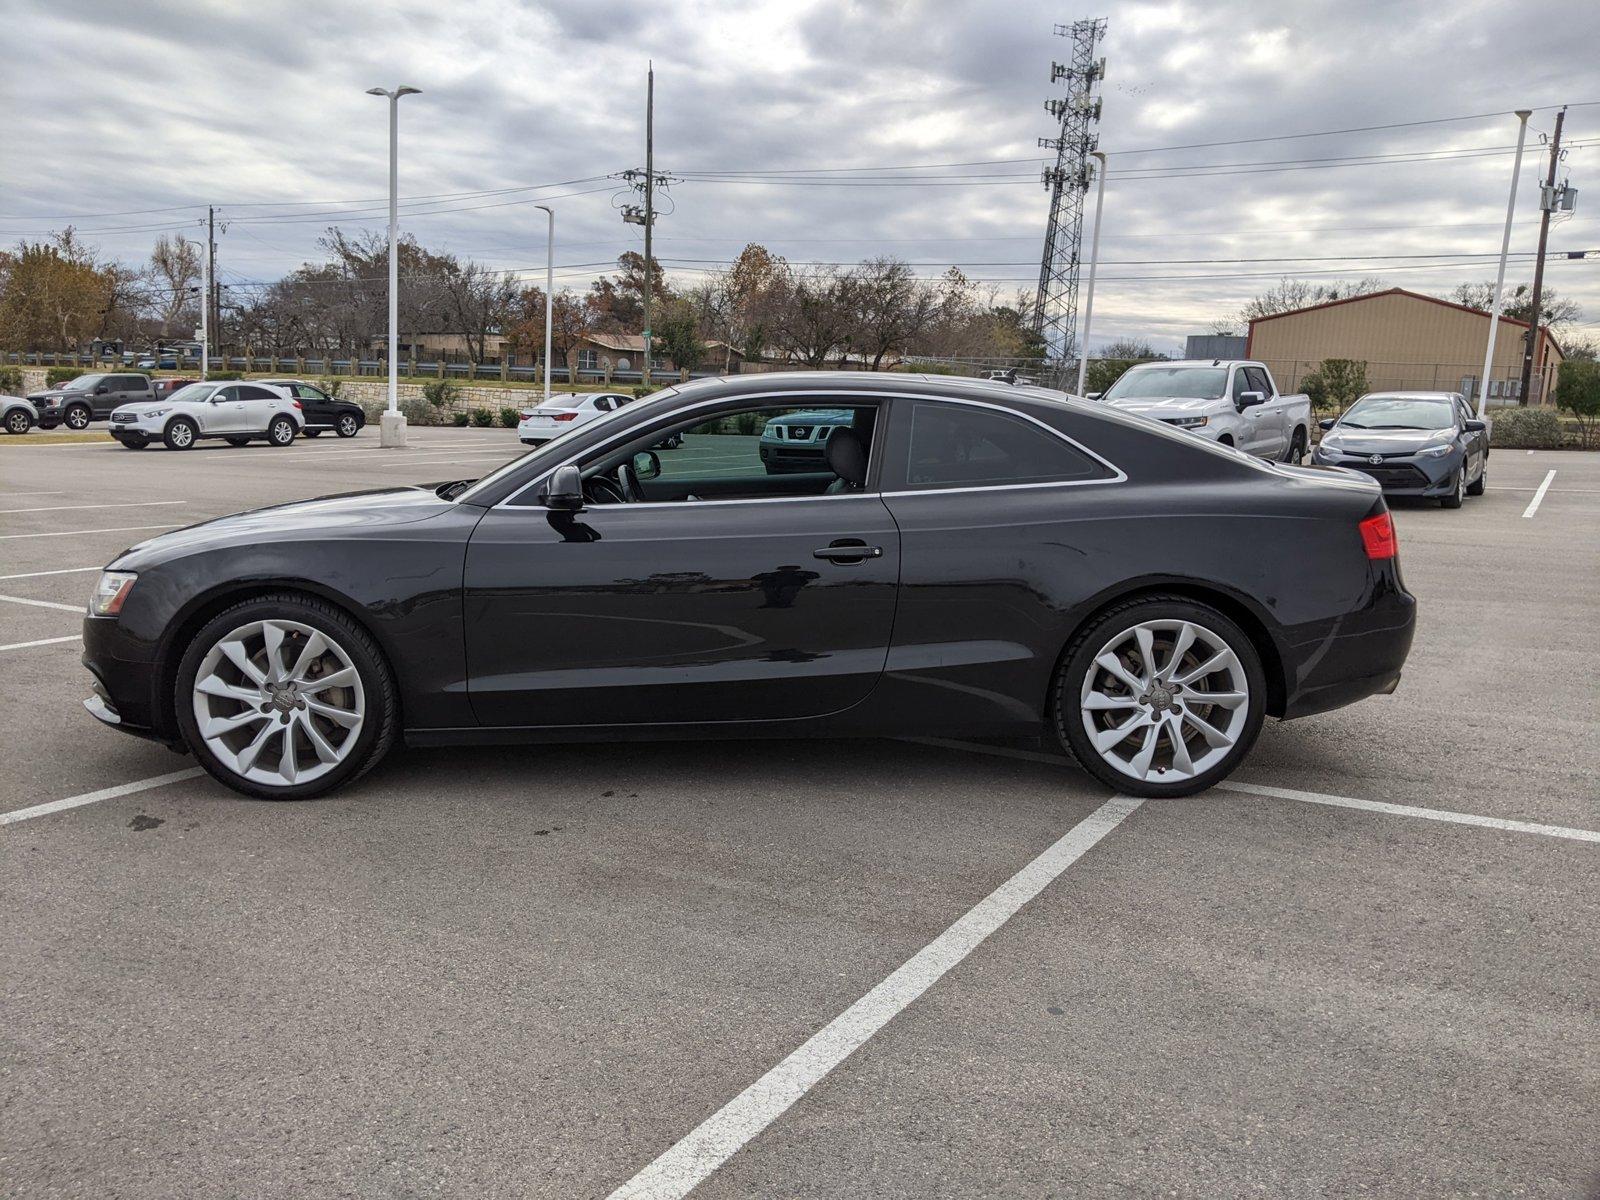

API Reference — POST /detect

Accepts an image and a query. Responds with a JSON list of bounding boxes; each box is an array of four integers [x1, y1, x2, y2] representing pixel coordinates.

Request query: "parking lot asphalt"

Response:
[[2, 429, 1597, 1198]]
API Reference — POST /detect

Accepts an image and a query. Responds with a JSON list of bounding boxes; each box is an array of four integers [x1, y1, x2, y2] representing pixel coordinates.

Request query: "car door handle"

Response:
[[813, 541, 882, 562]]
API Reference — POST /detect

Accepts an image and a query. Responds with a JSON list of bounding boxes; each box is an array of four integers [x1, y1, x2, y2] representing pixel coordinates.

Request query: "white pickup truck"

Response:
[[1092, 360, 1312, 463]]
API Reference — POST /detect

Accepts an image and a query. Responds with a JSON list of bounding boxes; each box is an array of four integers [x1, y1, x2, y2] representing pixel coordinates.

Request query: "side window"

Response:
[[237, 385, 278, 401], [594, 397, 615, 412], [294, 385, 325, 401], [895, 402, 1108, 490], [1230, 370, 1250, 401], [1245, 367, 1272, 395]]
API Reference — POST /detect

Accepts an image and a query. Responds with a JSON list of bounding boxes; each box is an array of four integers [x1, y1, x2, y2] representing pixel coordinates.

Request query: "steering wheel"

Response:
[[585, 474, 627, 505]]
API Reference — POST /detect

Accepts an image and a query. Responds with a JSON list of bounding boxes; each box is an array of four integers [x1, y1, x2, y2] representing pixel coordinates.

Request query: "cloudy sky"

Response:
[[2, 0, 1597, 353]]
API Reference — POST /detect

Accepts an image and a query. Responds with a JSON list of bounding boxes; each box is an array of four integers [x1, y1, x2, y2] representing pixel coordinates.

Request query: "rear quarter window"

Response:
[[890, 401, 1114, 490]]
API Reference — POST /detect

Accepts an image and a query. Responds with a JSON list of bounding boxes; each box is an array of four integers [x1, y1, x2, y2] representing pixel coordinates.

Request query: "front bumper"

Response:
[[1314, 449, 1460, 496], [758, 440, 828, 472], [81, 614, 177, 746], [109, 414, 168, 437]]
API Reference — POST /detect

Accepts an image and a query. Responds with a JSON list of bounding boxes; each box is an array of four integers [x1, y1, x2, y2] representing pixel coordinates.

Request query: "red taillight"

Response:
[[518, 410, 536, 420], [292, 400, 303, 409], [552, 412, 578, 421], [1359, 512, 1396, 560]]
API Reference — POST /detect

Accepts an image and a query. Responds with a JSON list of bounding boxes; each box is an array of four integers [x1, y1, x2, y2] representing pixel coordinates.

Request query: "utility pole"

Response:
[[207, 206, 218, 361], [1519, 106, 1566, 405], [643, 63, 655, 384], [1475, 110, 1531, 420]]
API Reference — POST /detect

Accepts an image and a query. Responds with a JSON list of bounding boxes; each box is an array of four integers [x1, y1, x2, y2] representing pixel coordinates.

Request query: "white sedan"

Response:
[[516, 392, 637, 446], [109, 381, 304, 451]]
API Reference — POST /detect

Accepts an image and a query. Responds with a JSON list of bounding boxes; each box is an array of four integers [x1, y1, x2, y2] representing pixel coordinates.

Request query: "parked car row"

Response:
[[0, 376, 366, 448], [517, 391, 684, 450]]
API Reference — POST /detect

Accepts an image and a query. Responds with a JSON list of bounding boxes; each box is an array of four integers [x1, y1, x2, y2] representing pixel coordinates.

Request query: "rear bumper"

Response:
[[1277, 577, 1417, 720]]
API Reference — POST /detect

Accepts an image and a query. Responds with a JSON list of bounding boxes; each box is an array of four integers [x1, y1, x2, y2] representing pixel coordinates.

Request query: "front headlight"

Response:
[[90, 570, 137, 617], [1418, 442, 1454, 458], [1314, 442, 1339, 459], [141, 408, 169, 419], [1164, 415, 1209, 429]]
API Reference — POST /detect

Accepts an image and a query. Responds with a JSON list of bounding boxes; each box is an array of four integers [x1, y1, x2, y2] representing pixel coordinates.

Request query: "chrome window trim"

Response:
[[492, 389, 1126, 512]]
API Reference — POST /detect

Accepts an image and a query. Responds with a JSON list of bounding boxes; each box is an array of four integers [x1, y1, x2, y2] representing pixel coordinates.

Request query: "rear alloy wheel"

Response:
[[175, 596, 398, 800], [1054, 597, 1266, 798], [336, 413, 359, 438], [163, 417, 198, 450], [64, 403, 91, 431], [1441, 468, 1465, 509], [267, 416, 297, 446], [225, 436, 252, 447], [4, 409, 29, 435]]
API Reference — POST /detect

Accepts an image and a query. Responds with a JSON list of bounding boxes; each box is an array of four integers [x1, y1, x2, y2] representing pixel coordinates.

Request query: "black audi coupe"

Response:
[[81, 372, 1415, 801]]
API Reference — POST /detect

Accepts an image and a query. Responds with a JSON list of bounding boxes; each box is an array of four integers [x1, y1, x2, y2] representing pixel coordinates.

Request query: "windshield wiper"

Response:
[[1338, 421, 1369, 429], [1368, 424, 1428, 430]]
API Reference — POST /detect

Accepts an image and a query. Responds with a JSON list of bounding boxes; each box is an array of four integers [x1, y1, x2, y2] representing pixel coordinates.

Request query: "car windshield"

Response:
[[63, 375, 105, 391], [164, 383, 219, 404], [538, 395, 587, 409], [1102, 367, 1228, 401], [1340, 397, 1455, 430]]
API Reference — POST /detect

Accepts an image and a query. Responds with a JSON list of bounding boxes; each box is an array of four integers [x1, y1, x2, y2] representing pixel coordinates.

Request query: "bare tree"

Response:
[[773, 266, 857, 368], [1450, 281, 1582, 330], [146, 233, 200, 336], [849, 256, 939, 369]]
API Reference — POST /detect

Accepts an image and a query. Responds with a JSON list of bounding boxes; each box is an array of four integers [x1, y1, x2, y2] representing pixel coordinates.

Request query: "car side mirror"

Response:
[[1085, 392, 1103, 401], [631, 450, 661, 481], [95, 385, 109, 395], [1464, 418, 1486, 433], [1318, 418, 1336, 430], [1236, 391, 1266, 410], [545, 464, 585, 512]]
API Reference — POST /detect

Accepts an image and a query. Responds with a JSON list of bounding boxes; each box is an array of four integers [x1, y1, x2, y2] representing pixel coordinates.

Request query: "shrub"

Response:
[[498, 405, 520, 428], [1313, 359, 1368, 409], [1555, 359, 1600, 450], [452, 411, 471, 427], [208, 370, 242, 381], [399, 396, 439, 426], [0, 366, 22, 392], [733, 411, 764, 436], [422, 379, 462, 409], [470, 407, 496, 427], [46, 367, 83, 386], [1083, 358, 1136, 396], [1300, 370, 1330, 413], [1486, 406, 1563, 450], [317, 377, 344, 400]]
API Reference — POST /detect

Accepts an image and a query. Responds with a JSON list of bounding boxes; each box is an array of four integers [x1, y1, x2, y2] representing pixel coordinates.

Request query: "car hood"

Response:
[[1101, 396, 1220, 417], [111, 400, 174, 416], [1320, 426, 1455, 454], [110, 486, 464, 571], [27, 389, 75, 402]]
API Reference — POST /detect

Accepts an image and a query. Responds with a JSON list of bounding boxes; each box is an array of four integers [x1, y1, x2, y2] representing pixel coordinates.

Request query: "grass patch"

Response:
[[3, 430, 115, 446]]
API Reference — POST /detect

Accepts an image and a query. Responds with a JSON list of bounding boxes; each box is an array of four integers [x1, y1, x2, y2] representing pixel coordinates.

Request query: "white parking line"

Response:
[[0, 523, 181, 541], [0, 500, 187, 515], [0, 566, 102, 581], [0, 593, 83, 613], [1522, 470, 1557, 518], [0, 634, 80, 652], [906, 738, 1600, 844], [1217, 780, 1599, 844], [0, 490, 65, 497], [0, 767, 205, 826], [604, 795, 1143, 1200]]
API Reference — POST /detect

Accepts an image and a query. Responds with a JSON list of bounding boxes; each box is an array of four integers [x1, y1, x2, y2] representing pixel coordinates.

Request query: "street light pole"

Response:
[[367, 84, 421, 447], [1075, 150, 1108, 397], [182, 236, 208, 378], [535, 205, 554, 402], [1476, 109, 1532, 420]]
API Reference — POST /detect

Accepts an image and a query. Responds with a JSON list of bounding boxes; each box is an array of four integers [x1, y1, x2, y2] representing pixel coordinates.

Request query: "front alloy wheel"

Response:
[[176, 596, 397, 799], [1441, 468, 1465, 509], [64, 404, 91, 430], [164, 417, 197, 450], [4, 410, 29, 435], [336, 413, 359, 437], [1055, 598, 1265, 797]]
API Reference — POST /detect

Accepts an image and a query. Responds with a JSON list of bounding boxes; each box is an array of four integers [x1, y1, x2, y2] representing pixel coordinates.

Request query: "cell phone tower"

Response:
[[1032, 18, 1107, 370]]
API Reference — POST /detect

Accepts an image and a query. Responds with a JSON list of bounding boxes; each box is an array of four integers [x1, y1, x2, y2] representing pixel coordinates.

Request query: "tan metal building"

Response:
[[1245, 287, 1564, 405]]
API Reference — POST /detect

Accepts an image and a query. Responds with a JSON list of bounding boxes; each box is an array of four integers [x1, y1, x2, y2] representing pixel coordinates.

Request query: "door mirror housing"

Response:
[[1464, 418, 1487, 433], [1318, 418, 1336, 431], [1236, 391, 1266, 410], [545, 464, 585, 511], [95, 385, 110, 395], [630, 450, 661, 481], [1085, 392, 1103, 401]]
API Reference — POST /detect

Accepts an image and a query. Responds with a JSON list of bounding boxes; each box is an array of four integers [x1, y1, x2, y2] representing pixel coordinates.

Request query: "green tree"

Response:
[[1554, 359, 1600, 449], [656, 302, 706, 373], [1314, 358, 1369, 409]]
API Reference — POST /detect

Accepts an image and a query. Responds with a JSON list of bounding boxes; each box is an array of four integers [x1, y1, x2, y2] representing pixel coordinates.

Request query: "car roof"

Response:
[[1356, 390, 1459, 400]]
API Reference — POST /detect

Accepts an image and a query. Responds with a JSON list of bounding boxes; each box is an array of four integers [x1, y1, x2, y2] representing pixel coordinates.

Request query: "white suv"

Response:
[[109, 381, 304, 451]]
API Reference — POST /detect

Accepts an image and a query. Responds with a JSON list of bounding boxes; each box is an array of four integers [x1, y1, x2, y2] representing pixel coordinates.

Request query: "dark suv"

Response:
[[29, 373, 156, 430], [258, 380, 366, 438]]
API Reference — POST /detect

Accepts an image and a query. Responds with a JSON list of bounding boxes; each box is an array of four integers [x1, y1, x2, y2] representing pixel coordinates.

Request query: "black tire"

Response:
[[1284, 427, 1307, 464], [1441, 469, 1465, 509], [3, 409, 30, 435], [303, 428, 323, 437], [63, 403, 92, 431], [1216, 435, 1235, 448], [173, 593, 400, 801], [117, 435, 149, 450], [1050, 594, 1268, 799], [336, 413, 360, 438], [225, 436, 252, 447], [1466, 462, 1485, 496], [267, 416, 297, 446], [163, 417, 198, 451]]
